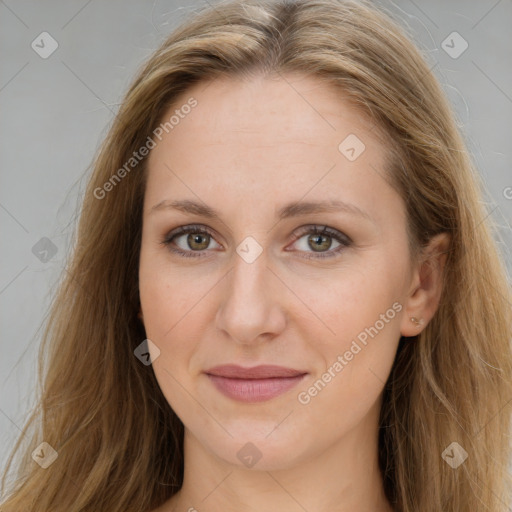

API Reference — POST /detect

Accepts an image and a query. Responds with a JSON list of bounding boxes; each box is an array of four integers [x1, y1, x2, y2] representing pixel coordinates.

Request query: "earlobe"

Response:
[[400, 232, 451, 338], [399, 316, 426, 338]]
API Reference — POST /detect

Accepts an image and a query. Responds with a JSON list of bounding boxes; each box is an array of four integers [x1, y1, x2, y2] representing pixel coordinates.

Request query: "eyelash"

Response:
[[160, 224, 352, 260]]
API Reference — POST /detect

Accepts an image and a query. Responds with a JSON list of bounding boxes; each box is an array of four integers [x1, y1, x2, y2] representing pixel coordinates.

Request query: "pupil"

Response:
[[310, 234, 330, 251], [188, 233, 208, 250]]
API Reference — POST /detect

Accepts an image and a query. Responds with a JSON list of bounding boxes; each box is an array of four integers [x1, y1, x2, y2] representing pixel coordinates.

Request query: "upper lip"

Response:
[[205, 364, 307, 379]]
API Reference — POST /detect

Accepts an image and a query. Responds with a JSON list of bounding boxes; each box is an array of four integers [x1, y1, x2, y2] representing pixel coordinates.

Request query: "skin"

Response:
[[139, 73, 449, 512]]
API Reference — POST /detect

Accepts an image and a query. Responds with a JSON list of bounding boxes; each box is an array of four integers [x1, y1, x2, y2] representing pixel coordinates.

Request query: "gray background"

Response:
[[1, 0, 511, 476]]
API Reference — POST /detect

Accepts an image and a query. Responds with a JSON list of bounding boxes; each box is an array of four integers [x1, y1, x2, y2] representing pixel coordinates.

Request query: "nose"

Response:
[[215, 247, 287, 346]]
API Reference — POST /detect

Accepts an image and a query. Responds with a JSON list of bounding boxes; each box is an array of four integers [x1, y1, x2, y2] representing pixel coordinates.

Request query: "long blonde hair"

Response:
[[1, 0, 511, 510]]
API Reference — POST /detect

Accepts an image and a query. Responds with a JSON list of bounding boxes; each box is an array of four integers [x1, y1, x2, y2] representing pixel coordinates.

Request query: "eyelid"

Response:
[[290, 225, 352, 245], [161, 223, 352, 259], [286, 225, 352, 260], [161, 224, 222, 255]]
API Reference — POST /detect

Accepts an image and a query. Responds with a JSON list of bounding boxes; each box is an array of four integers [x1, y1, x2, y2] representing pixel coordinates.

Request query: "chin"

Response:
[[199, 426, 310, 471]]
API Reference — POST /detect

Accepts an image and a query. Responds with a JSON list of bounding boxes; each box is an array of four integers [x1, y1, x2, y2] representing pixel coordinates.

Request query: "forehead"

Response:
[[144, 73, 397, 223], [151, 73, 383, 153]]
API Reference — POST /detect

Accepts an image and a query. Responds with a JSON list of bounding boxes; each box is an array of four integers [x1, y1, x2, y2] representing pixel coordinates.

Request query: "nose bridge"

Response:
[[215, 241, 285, 343], [232, 246, 267, 299], [228, 230, 270, 302]]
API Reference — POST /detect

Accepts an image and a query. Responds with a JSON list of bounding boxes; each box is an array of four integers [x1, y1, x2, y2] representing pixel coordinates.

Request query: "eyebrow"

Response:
[[149, 198, 374, 223]]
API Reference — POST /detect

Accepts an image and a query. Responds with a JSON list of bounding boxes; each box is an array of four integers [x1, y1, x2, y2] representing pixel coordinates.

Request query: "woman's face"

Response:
[[139, 73, 416, 470]]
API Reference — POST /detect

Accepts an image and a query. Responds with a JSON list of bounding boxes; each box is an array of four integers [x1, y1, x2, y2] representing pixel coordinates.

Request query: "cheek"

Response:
[[290, 254, 404, 343], [138, 266, 198, 415], [294, 302, 401, 438], [138, 244, 213, 374], [291, 255, 404, 408], [139, 242, 191, 336], [139, 277, 191, 362], [139, 257, 186, 377]]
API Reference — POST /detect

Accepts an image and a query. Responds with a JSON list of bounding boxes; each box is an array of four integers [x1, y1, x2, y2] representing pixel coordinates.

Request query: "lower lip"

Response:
[[206, 374, 307, 402]]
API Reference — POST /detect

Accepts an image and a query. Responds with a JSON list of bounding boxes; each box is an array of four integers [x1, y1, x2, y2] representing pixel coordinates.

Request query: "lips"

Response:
[[205, 364, 307, 379], [204, 364, 308, 402]]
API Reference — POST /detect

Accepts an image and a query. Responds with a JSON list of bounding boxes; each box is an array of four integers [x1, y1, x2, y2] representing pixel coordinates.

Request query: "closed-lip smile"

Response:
[[204, 364, 308, 402]]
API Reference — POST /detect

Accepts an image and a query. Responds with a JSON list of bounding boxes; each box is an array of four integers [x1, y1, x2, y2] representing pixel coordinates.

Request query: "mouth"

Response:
[[204, 364, 308, 403]]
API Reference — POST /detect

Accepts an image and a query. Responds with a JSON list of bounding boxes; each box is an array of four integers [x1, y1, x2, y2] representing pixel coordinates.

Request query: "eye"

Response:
[[160, 224, 352, 259], [288, 225, 352, 260], [160, 224, 221, 258]]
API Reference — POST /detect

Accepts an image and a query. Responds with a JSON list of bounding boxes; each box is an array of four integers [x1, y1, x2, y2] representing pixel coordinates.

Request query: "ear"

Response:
[[400, 232, 450, 337]]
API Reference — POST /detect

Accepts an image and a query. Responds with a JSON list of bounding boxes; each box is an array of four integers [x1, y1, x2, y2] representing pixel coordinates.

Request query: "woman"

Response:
[[1, 0, 511, 511]]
